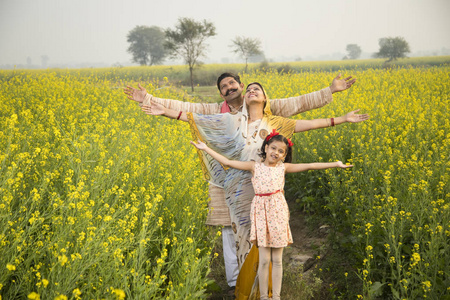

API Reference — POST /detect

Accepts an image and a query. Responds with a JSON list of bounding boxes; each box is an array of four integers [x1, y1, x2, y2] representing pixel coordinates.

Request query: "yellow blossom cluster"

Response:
[[1, 65, 448, 299], [241, 67, 449, 299], [0, 70, 218, 299]]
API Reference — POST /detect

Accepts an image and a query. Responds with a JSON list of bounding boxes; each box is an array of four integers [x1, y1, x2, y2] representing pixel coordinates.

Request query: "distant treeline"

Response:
[[3, 56, 449, 87]]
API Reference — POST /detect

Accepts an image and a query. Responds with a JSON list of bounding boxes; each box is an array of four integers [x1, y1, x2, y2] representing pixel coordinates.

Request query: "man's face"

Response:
[[218, 77, 244, 102]]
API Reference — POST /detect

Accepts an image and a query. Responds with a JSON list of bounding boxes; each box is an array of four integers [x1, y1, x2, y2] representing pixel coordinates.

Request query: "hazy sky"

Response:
[[1, 0, 449, 66]]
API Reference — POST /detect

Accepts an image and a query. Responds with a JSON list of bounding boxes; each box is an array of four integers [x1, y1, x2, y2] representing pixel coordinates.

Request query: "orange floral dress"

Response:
[[250, 162, 293, 248]]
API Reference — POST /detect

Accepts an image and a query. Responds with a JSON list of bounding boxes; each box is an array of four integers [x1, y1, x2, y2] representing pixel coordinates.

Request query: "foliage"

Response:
[[242, 68, 448, 299], [165, 18, 216, 92], [0, 63, 449, 299], [373, 36, 411, 62], [127, 26, 167, 66], [10, 56, 448, 87], [344, 44, 362, 60], [0, 72, 220, 299], [230, 36, 263, 73]]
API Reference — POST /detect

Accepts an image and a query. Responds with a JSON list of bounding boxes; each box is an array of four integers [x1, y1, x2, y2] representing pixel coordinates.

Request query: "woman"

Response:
[[143, 82, 368, 298]]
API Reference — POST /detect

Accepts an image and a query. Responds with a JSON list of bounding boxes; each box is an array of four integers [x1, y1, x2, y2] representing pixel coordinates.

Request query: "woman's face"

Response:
[[244, 84, 266, 105]]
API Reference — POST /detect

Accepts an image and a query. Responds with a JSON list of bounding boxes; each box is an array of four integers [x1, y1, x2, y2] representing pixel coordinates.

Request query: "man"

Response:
[[124, 72, 355, 294]]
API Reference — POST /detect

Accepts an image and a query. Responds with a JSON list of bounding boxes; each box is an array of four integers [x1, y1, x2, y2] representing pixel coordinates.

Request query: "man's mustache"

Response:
[[225, 89, 238, 96]]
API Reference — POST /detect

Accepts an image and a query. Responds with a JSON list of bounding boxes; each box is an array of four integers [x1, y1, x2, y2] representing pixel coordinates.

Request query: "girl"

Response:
[[191, 130, 353, 300]]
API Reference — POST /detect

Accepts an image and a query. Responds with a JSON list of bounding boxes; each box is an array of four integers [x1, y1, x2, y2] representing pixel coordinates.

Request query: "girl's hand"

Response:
[[337, 161, 353, 168], [141, 102, 166, 116], [344, 109, 370, 123], [190, 140, 208, 150]]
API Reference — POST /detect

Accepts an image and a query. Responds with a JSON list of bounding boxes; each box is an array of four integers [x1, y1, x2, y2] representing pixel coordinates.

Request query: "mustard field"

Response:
[[0, 64, 449, 299], [256, 67, 449, 299]]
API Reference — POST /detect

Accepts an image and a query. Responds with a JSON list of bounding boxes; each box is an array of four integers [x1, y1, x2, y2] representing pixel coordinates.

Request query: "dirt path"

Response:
[[285, 211, 326, 270], [207, 208, 328, 299]]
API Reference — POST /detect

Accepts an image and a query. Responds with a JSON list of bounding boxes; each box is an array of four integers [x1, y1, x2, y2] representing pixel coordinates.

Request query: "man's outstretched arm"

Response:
[[270, 74, 356, 117], [124, 83, 222, 114]]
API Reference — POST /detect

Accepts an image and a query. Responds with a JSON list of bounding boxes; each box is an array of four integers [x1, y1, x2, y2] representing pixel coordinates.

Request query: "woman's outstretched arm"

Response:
[[294, 109, 369, 133], [141, 102, 188, 122]]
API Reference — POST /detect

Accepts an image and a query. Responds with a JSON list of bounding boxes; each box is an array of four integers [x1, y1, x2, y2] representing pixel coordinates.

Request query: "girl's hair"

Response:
[[259, 134, 293, 163]]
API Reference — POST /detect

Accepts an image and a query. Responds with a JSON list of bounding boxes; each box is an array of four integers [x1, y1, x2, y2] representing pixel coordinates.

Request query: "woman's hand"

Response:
[[141, 102, 166, 116], [336, 161, 353, 168], [344, 109, 370, 123], [190, 140, 208, 150]]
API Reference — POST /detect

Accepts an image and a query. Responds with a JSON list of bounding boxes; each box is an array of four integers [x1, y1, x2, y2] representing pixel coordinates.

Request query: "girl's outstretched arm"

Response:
[[141, 102, 188, 122], [285, 161, 353, 173], [294, 109, 369, 133], [190, 140, 255, 172]]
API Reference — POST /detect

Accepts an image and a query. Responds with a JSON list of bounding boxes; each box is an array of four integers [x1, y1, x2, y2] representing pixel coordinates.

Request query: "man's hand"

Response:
[[330, 73, 356, 93], [124, 83, 147, 103]]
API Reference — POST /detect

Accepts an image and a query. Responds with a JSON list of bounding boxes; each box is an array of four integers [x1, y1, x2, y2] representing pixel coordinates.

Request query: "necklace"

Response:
[[248, 120, 261, 140]]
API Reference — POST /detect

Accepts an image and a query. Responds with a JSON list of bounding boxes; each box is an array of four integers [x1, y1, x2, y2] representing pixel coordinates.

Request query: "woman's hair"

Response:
[[245, 82, 267, 110], [245, 82, 267, 97], [259, 134, 293, 163]]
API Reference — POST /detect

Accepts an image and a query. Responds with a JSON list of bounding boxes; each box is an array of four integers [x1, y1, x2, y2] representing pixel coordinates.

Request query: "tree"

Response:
[[165, 18, 216, 92], [230, 36, 263, 73], [41, 55, 49, 67], [127, 26, 167, 66], [344, 44, 362, 60], [373, 37, 410, 62]]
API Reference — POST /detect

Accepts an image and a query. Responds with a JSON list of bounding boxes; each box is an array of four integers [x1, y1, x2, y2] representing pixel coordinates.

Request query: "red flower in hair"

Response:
[[265, 129, 279, 142], [266, 129, 293, 147]]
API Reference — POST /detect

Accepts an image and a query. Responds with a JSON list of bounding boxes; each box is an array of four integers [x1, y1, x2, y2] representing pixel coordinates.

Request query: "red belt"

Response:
[[255, 190, 281, 197]]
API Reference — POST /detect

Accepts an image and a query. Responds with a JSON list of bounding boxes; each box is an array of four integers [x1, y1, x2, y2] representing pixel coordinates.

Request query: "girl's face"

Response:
[[264, 140, 288, 165], [245, 84, 266, 104]]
